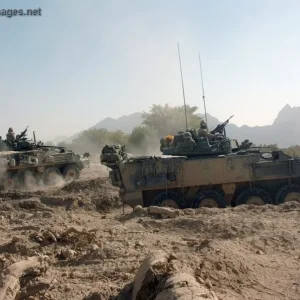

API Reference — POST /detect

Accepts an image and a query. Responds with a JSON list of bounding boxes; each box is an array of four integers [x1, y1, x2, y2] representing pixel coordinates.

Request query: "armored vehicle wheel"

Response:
[[193, 190, 226, 208], [236, 188, 272, 206], [152, 191, 182, 209], [63, 165, 80, 183], [43, 168, 62, 186], [275, 184, 300, 205], [22, 171, 38, 190], [2, 175, 17, 191]]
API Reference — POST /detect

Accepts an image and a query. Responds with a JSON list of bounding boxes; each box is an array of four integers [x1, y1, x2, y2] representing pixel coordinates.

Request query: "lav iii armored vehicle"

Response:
[[100, 117, 300, 209], [0, 127, 90, 190]]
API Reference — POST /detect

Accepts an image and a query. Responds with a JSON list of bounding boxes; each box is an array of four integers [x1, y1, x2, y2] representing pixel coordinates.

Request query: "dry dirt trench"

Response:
[[0, 162, 300, 300]]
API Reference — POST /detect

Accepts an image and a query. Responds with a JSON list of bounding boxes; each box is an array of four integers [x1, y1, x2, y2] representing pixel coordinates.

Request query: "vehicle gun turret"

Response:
[[210, 115, 234, 136], [15, 126, 29, 141]]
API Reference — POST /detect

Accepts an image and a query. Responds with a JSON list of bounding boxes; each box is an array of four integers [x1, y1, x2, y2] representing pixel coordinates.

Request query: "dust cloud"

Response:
[[63, 135, 163, 160]]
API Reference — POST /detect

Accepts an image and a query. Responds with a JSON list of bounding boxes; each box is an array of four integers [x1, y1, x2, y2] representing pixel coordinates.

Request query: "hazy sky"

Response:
[[0, 0, 299, 141]]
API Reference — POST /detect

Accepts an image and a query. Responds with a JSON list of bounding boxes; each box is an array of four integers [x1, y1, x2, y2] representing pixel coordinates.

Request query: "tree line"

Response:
[[45, 104, 300, 157], [48, 104, 201, 155]]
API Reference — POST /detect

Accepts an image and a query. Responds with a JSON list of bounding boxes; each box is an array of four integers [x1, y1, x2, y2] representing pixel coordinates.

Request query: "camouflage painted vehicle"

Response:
[[0, 128, 91, 190], [100, 120, 300, 209]]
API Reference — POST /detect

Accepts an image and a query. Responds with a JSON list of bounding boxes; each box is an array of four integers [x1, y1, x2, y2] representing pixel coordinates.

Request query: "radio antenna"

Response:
[[198, 53, 208, 129], [177, 43, 188, 131]]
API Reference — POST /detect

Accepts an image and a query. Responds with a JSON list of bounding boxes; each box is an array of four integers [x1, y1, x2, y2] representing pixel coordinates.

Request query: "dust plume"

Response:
[[62, 134, 163, 162], [126, 142, 161, 157]]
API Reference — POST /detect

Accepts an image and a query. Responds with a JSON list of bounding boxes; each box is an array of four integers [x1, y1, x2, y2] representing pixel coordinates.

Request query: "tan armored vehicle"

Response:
[[0, 127, 90, 190], [100, 121, 300, 209]]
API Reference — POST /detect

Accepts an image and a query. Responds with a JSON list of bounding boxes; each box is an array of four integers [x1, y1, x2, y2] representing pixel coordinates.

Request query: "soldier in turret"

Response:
[[198, 120, 213, 138], [6, 127, 15, 142]]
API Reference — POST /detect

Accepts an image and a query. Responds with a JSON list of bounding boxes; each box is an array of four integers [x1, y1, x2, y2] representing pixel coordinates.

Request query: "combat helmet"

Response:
[[8, 127, 14, 132], [200, 120, 207, 129]]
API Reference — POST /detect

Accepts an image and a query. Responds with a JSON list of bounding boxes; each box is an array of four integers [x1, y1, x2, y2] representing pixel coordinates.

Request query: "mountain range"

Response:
[[60, 104, 300, 148], [225, 104, 300, 147]]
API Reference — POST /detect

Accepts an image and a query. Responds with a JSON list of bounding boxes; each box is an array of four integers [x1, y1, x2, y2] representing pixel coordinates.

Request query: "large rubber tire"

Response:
[[63, 165, 80, 183], [43, 167, 62, 186], [275, 184, 300, 205], [236, 188, 272, 206], [193, 190, 226, 208], [21, 170, 38, 190], [152, 191, 182, 209]]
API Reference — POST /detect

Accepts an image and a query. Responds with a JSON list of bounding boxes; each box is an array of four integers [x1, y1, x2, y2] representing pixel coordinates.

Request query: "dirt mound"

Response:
[[124, 250, 218, 300], [0, 190, 46, 201], [0, 175, 121, 213], [1, 201, 300, 299], [59, 177, 121, 212], [0, 163, 299, 299], [61, 177, 110, 193]]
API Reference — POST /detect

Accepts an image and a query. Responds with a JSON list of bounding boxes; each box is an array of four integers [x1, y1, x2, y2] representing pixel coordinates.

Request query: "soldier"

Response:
[[6, 127, 15, 142], [198, 120, 213, 138]]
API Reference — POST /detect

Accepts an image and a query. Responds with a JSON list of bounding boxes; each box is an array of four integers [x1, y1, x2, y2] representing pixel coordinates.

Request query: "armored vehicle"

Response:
[[0, 127, 90, 190], [100, 119, 300, 209]]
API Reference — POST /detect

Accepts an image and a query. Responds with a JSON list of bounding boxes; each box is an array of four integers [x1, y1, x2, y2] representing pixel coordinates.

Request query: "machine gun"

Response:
[[15, 126, 29, 141], [13, 126, 38, 151], [210, 115, 234, 136]]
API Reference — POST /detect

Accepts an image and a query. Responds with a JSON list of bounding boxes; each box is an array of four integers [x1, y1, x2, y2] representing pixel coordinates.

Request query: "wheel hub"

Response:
[[199, 198, 218, 208], [48, 172, 60, 185], [65, 170, 75, 180], [64, 167, 79, 183], [246, 196, 265, 206], [160, 199, 179, 209], [284, 192, 300, 203]]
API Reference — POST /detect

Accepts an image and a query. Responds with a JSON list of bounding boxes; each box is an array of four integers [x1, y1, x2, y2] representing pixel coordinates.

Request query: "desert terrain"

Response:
[[0, 162, 300, 300]]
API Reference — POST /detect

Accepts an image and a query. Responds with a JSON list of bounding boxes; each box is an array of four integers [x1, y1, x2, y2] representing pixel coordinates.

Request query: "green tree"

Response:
[[127, 125, 156, 152], [141, 104, 201, 137], [73, 128, 108, 147], [284, 145, 300, 157], [69, 128, 129, 155], [107, 130, 129, 145]]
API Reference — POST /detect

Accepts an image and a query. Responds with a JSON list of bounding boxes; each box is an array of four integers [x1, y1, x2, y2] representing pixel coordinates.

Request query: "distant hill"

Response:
[[61, 104, 300, 148], [225, 104, 300, 147], [63, 112, 143, 144], [93, 112, 143, 132]]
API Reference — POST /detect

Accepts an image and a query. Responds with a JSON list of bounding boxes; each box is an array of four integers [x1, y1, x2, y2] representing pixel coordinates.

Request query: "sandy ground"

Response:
[[0, 162, 300, 300]]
